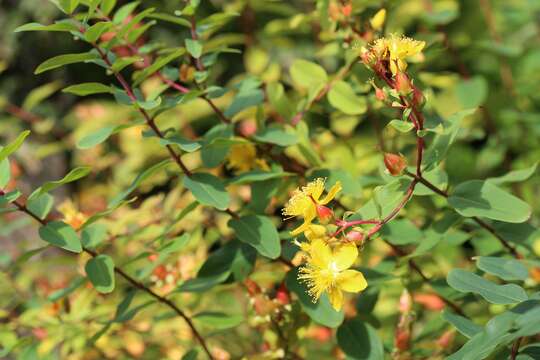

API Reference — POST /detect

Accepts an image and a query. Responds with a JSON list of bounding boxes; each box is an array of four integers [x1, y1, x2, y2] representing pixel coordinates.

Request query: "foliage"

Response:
[[0, 0, 539, 359]]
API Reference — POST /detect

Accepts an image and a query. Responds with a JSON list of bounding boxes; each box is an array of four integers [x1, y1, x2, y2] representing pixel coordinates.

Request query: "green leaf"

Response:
[[77, 122, 144, 149], [228, 215, 281, 259], [200, 124, 234, 167], [327, 80, 367, 115], [456, 76, 488, 109], [84, 22, 113, 43], [448, 180, 531, 223], [423, 108, 476, 171], [109, 160, 170, 208], [290, 59, 328, 90], [253, 126, 298, 147], [193, 312, 243, 330], [82, 223, 108, 249], [476, 256, 528, 281], [85, 255, 115, 294], [148, 13, 191, 27], [183, 173, 230, 211], [178, 272, 230, 293], [39, 221, 82, 253], [22, 81, 63, 111], [26, 193, 53, 220], [0, 159, 10, 189], [185, 39, 203, 58], [285, 268, 344, 328], [224, 87, 264, 118], [101, 0, 117, 16], [63, 83, 112, 96], [380, 219, 423, 245], [447, 269, 528, 304], [0, 190, 22, 206], [34, 167, 91, 196], [113, 1, 140, 23], [229, 170, 292, 185], [133, 48, 185, 86], [14, 22, 78, 33], [35, 52, 99, 74], [487, 162, 538, 185], [441, 310, 482, 339], [337, 317, 384, 360], [0, 131, 31, 162], [388, 119, 415, 133], [57, 0, 80, 13], [159, 135, 201, 153]]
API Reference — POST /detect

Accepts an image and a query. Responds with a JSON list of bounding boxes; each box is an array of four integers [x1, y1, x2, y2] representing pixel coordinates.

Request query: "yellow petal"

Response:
[[337, 270, 368, 293], [333, 242, 358, 271], [328, 287, 344, 311], [318, 181, 342, 205], [304, 178, 325, 202], [370, 9, 386, 30], [304, 224, 327, 242], [309, 239, 332, 269], [290, 218, 314, 236]]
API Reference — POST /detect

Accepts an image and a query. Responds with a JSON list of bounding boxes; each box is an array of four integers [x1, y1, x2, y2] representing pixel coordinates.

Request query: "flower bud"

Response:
[[316, 205, 334, 223], [395, 328, 411, 351], [399, 289, 413, 314], [375, 87, 386, 101], [384, 153, 407, 176], [370, 9, 386, 31], [238, 119, 257, 137], [395, 72, 412, 95], [341, 3, 352, 17], [346, 231, 364, 243], [275, 283, 290, 305], [412, 86, 425, 107]]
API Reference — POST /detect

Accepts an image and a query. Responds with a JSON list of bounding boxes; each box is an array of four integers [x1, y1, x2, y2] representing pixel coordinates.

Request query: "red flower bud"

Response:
[[384, 153, 407, 176], [375, 87, 386, 101], [238, 120, 257, 137], [275, 283, 290, 305], [346, 231, 364, 243], [395, 72, 412, 95], [316, 205, 334, 223], [436, 330, 455, 348], [395, 328, 411, 351], [412, 86, 425, 107], [341, 3, 352, 17]]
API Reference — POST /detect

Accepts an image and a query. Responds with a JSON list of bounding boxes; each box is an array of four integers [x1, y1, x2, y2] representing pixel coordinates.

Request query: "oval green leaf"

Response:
[[39, 221, 82, 253], [448, 180, 531, 223], [327, 81, 366, 115], [184, 173, 230, 211], [85, 255, 115, 294], [447, 269, 528, 304], [228, 215, 281, 259]]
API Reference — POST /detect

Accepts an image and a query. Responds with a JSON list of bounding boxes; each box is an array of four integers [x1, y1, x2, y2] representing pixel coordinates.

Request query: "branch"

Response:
[[405, 171, 521, 258], [0, 188, 214, 359]]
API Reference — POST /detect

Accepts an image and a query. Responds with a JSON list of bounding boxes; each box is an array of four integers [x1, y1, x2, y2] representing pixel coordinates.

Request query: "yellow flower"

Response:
[[296, 224, 328, 253], [227, 143, 269, 173], [58, 199, 87, 230], [370, 9, 386, 31], [282, 178, 342, 236], [299, 239, 367, 311], [371, 34, 425, 75]]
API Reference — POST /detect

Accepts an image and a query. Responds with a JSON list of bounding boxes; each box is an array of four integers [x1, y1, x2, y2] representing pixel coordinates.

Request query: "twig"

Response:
[[405, 171, 521, 258], [1, 189, 215, 359], [510, 337, 522, 360]]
